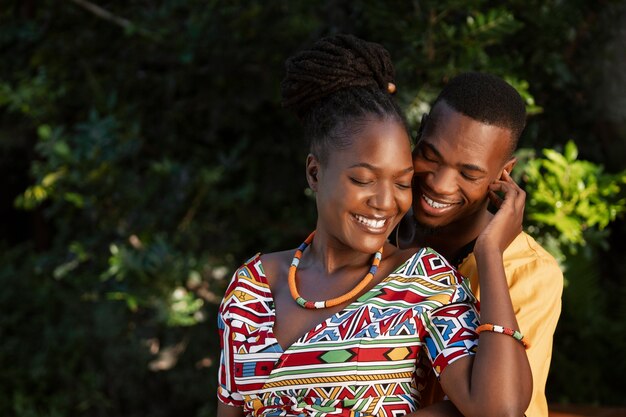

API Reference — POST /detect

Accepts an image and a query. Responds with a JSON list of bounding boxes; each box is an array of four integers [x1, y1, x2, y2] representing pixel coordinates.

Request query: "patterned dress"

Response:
[[217, 248, 479, 416]]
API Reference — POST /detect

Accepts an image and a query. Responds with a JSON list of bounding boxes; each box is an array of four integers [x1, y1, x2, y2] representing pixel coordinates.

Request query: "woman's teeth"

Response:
[[423, 194, 452, 209], [354, 214, 386, 228]]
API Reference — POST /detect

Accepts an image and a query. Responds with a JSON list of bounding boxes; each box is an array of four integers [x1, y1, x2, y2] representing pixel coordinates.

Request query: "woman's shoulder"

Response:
[[259, 249, 293, 288], [220, 252, 285, 314], [222, 252, 272, 303], [231, 252, 264, 282], [259, 249, 293, 266], [229, 249, 291, 280], [220, 253, 283, 326], [222, 249, 293, 305]]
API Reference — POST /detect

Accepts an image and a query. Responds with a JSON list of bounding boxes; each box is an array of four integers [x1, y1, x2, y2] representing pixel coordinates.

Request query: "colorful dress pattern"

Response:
[[218, 248, 479, 416]]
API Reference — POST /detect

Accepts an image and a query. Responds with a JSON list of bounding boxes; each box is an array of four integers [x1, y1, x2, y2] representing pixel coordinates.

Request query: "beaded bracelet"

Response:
[[476, 323, 530, 349]]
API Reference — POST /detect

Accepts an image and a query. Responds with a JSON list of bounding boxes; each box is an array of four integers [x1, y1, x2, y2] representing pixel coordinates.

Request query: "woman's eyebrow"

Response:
[[349, 163, 413, 174], [348, 162, 377, 170]]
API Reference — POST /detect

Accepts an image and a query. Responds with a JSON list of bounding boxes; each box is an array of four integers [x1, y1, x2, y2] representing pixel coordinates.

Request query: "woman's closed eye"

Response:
[[350, 177, 373, 186]]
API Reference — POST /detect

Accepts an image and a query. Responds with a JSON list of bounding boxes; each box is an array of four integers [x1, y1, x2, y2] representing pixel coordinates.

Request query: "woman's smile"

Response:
[[352, 213, 389, 233]]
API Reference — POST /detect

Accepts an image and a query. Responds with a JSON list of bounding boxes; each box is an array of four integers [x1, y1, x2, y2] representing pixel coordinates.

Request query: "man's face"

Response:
[[412, 101, 515, 231]]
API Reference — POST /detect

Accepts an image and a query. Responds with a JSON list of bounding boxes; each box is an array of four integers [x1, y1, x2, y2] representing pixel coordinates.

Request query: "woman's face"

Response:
[[308, 117, 413, 254]]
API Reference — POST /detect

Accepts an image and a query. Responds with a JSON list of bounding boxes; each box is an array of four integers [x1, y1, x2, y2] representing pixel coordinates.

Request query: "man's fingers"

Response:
[[488, 190, 503, 208], [489, 180, 525, 217], [489, 181, 525, 201]]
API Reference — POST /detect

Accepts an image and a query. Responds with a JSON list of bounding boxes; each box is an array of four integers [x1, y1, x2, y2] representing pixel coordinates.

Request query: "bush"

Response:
[[1, 1, 625, 415]]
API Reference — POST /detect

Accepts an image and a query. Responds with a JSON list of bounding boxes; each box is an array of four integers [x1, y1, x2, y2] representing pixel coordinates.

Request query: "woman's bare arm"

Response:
[[405, 400, 464, 416], [438, 170, 533, 417]]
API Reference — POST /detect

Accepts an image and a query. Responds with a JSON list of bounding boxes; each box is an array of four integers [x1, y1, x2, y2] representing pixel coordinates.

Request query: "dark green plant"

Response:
[[1, 1, 625, 415], [517, 141, 626, 405], [519, 140, 626, 264]]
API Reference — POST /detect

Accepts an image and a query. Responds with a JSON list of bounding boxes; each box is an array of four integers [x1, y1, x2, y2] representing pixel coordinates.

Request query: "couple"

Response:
[[217, 34, 562, 417]]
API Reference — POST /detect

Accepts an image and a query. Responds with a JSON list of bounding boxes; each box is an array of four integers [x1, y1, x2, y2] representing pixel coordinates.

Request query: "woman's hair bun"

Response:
[[281, 34, 396, 118]]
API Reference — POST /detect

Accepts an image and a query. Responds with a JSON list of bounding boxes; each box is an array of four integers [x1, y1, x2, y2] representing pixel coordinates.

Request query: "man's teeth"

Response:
[[354, 214, 386, 228], [423, 195, 452, 209]]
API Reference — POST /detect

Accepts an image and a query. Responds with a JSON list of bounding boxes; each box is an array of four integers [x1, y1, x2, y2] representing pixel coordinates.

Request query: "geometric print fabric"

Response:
[[218, 248, 479, 416]]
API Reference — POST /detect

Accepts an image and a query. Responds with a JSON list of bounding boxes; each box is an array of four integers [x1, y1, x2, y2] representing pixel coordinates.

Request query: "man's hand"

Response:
[[476, 169, 526, 254]]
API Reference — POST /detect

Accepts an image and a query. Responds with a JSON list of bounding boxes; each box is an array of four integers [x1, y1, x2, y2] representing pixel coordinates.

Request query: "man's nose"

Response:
[[428, 167, 457, 195]]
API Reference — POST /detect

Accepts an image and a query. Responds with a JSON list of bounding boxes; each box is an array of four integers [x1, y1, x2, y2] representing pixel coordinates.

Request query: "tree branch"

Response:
[[69, 0, 156, 39]]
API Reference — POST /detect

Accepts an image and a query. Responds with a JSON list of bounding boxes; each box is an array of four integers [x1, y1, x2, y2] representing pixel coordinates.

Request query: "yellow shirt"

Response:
[[420, 232, 564, 417]]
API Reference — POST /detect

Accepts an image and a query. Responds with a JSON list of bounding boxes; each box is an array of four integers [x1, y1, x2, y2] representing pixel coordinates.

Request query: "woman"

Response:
[[217, 34, 531, 417]]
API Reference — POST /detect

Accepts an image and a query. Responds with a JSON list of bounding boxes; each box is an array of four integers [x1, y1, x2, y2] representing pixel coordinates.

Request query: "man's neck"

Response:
[[416, 209, 493, 262]]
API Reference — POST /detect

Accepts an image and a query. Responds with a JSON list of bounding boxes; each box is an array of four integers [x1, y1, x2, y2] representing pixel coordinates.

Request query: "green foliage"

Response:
[[1, 0, 625, 415], [521, 140, 626, 254], [517, 142, 626, 405]]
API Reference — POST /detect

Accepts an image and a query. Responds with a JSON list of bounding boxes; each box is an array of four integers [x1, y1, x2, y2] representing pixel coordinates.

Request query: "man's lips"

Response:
[[422, 194, 454, 209], [415, 190, 460, 217]]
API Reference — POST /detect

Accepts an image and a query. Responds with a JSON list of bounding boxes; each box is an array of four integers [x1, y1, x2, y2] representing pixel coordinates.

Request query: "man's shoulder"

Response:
[[501, 231, 564, 287], [504, 231, 559, 266], [460, 231, 563, 286], [459, 231, 563, 312]]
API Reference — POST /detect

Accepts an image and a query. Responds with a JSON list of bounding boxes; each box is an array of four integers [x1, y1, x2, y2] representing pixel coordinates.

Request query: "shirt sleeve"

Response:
[[217, 270, 245, 407], [507, 256, 563, 417], [418, 252, 480, 378]]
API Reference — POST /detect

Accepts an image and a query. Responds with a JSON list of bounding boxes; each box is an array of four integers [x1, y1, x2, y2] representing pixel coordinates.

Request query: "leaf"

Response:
[[564, 140, 578, 161]]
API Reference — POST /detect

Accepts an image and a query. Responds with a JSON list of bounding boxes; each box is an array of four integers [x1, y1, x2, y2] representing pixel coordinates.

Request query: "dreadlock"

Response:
[[281, 34, 407, 164]]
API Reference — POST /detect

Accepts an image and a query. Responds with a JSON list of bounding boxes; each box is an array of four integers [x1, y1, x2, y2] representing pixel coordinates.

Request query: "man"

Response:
[[397, 72, 563, 417]]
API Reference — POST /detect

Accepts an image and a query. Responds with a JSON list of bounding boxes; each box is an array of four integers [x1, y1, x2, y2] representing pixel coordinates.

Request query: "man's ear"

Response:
[[306, 153, 321, 191], [502, 156, 517, 177]]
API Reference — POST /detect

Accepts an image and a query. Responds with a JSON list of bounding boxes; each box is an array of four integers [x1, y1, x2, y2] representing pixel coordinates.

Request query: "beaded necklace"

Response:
[[288, 231, 384, 309]]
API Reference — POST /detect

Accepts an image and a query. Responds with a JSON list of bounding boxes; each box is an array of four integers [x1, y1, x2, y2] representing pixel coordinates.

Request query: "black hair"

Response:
[[428, 72, 527, 155], [281, 34, 407, 164]]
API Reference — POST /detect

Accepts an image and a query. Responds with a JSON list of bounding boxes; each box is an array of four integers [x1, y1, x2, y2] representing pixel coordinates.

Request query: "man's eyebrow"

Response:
[[422, 141, 487, 174], [461, 163, 488, 174]]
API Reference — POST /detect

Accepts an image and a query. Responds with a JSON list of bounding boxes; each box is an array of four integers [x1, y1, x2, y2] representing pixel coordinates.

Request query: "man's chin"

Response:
[[414, 220, 444, 237]]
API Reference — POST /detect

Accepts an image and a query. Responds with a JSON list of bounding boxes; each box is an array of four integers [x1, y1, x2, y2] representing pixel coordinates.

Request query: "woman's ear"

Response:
[[306, 153, 320, 191]]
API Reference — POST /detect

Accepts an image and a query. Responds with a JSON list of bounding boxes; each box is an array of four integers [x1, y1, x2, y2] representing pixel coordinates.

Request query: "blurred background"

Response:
[[1, 1, 625, 416]]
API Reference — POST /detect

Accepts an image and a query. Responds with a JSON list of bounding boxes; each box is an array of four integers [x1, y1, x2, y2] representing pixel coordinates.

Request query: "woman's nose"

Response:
[[368, 182, 395, 211]]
